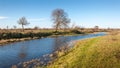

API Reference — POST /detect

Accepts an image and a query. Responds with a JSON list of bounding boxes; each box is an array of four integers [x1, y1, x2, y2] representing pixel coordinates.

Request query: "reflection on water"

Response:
[[0, 32, 106, 68], [53, 36, 70, 51], [19, 45, 27, 59]]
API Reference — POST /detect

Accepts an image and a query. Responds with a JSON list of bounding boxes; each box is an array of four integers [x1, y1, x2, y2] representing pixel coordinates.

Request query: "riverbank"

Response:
[[0, 28, 109, 46], [45, 31, 120, 68], [0, 37, 40, 46], [0, 30, 86, 46]]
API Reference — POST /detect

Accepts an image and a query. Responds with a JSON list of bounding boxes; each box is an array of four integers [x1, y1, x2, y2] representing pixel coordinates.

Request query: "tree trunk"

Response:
[[55, 27, 58, 32], [22, 25, 24, 32]]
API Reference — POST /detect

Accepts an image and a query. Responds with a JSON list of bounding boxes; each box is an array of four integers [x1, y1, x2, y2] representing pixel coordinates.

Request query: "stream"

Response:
[[0, 32, 106, 68]]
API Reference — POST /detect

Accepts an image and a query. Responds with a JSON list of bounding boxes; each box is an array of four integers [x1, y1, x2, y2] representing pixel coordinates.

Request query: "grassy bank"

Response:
[[45, 32, 120, 68], [0, 30, 86, 45]]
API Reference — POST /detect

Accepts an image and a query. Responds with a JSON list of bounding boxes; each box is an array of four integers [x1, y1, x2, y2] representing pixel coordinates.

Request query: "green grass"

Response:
[[45, 32, 120, 68]]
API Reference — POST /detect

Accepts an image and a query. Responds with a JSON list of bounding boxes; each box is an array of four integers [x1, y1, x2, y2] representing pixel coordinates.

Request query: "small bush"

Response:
[[70, 29, 84, 34]]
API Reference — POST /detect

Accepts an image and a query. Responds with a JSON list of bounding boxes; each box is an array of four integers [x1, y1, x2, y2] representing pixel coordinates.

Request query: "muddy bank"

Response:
[[0, 37, 40, 46]]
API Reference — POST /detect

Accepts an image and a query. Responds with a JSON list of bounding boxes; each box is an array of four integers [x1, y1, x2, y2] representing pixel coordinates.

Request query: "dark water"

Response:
[[0, 32, 106, 68]]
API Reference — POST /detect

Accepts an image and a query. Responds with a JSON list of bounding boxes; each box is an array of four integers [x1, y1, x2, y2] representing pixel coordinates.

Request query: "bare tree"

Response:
[[17, 17, 30, 32], [94, 26, 99, 30], [71, 23, 76, 29], [13, 25, 17, 29], [6, 26, 9, 29], [94, 26, 99, 32], [34, 26, 39, 29], [13, 25, 17, 32], [52, 8, 70, 32]]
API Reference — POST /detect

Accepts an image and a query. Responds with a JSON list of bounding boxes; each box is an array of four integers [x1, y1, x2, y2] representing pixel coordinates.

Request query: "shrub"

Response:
[[70, 29, 84, 34]]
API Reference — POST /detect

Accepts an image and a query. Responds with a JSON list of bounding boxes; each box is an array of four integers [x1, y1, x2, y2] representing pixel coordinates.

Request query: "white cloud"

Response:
[[0, 16, 8, 20], [28, 18, 48, 21]]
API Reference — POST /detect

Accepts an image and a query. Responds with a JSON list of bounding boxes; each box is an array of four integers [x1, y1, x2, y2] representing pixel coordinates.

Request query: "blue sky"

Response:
[[0, 0, 120, 29]]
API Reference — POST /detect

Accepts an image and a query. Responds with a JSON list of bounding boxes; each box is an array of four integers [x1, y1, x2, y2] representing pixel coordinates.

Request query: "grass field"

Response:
[[44, 31, 120, 68]]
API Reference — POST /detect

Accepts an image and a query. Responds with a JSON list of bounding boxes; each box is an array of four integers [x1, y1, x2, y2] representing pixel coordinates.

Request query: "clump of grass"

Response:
[[45, 31, 120, 68]]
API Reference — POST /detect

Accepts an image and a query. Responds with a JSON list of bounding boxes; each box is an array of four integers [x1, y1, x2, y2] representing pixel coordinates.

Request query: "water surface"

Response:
[[0, 32, 106, 68]]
